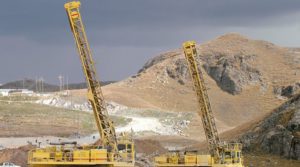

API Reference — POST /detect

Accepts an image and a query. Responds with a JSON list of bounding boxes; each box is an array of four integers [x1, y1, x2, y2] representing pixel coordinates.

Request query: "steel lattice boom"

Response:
[[64, 1, 118, 153], [182, 41, 221, 160]]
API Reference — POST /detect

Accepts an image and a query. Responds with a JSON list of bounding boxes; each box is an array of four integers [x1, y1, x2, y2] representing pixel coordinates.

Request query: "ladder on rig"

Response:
[[182, 41, 221, 160], [65, 1, 118, 153]]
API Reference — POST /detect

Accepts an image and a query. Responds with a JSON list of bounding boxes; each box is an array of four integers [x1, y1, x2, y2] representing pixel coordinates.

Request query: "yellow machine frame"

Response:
[[28, 1, 134, 167], [155, 41, 244, 167]]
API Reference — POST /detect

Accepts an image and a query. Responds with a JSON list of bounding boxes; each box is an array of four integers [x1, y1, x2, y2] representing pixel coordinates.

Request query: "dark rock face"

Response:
[[240, 94, 300, 160], [138, 51, 181, 74], [260, 125, 293, 157], [166, 59, 189, 85], [164, 53, 262, 94], [202, 54, 261, 95], [275, 82, 300, 98]]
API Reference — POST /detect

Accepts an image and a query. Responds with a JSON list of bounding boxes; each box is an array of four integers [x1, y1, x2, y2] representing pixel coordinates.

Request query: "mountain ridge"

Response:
[[0, 79, 115, 92]]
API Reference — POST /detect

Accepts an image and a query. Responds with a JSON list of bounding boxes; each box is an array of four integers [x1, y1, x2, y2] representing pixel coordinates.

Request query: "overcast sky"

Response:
[[1, 0, 300, 84]]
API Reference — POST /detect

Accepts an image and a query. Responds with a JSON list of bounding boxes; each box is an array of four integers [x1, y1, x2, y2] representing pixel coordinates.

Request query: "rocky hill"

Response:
[[67, 33, 300, 142], [240, 93, 300, 160], [136, 33, 300, 95], [90, 33, 299, 133]]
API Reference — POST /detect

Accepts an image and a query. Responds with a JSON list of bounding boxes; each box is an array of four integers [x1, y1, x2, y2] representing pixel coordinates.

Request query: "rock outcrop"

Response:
[[137, 33, 277, 95], [202, 53, 261, 94], [240, 94, 300, 160], [275, 82, 300, 98]]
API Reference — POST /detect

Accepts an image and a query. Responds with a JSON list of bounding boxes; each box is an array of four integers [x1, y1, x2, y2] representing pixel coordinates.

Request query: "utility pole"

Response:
[[58, 75, 63, 92], [39, 78, 41, 93], [40, 77, 44, 93], [22, 78, 25, 90], [35, 77, 38, 92], [65, 75, 69, 96], [62, 75, 65, 91]]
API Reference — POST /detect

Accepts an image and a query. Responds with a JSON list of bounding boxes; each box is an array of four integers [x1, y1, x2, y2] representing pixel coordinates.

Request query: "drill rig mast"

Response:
[[182, 41, 221, 160], [182, 41, 243, 166], [28, 1, 134, 166], [64, 1, 118, 153], [154, 41, 244, 167]]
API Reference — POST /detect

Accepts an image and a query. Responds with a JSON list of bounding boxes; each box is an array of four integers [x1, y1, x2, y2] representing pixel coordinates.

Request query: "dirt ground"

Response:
[[0, 145, 35, 167], [244, 153, 300, 167]]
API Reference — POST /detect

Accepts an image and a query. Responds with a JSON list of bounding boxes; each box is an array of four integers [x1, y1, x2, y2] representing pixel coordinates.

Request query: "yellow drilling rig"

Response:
[[154, 41, 244, 167], [28, 1, 135, 167]]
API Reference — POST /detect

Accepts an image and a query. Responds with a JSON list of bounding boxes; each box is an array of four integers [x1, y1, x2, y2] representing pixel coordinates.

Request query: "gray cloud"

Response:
[[0, 0, 300, 84]]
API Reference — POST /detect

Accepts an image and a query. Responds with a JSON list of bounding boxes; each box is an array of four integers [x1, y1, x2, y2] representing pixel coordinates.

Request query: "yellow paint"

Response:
[[73, 150, 90, 162], [90, 149, 108, 162]]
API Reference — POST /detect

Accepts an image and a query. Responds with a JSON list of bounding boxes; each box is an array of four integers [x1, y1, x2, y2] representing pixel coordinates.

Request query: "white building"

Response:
[[0, 89, 34, 96], [0, 89, 11, 96], [21, 89, 34, 96]]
